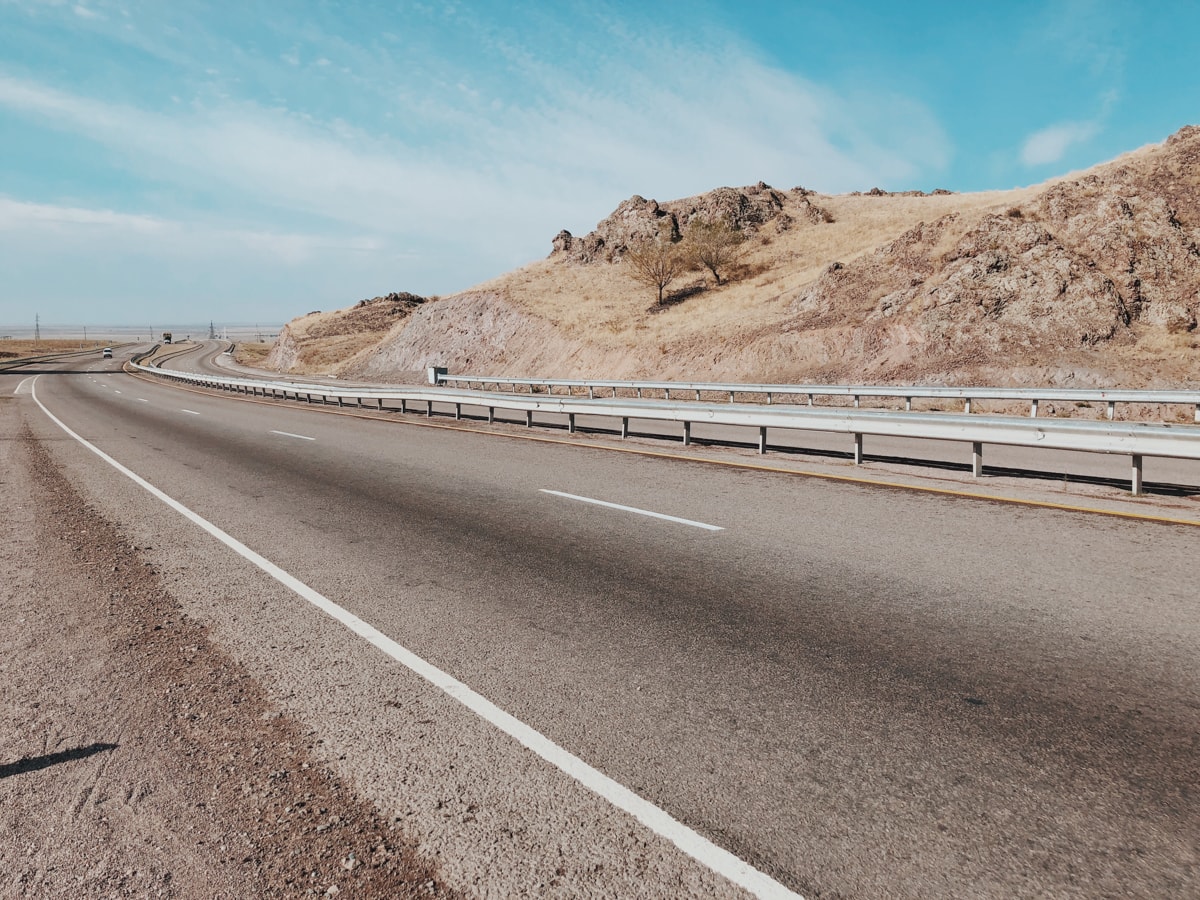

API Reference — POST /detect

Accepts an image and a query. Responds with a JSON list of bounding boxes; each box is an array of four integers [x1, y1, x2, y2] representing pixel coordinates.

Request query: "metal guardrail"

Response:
[[442, 374, 1200, 423], [132, 362, 1200, 496], [0, 345, 124, 371]]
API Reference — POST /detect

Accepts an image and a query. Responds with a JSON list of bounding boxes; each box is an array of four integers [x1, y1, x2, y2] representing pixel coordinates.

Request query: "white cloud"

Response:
[[1019, 121, 1100, 167], [0, 195, 380, 263], [0, 196, 165, 232], [72, 4, 100, 19], [0, 15, 955, 319]]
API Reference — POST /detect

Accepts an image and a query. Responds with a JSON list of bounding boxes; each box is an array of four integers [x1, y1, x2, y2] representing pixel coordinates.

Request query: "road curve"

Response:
[[9, 349, 1200, 898], [168, 340, 1200, 495]]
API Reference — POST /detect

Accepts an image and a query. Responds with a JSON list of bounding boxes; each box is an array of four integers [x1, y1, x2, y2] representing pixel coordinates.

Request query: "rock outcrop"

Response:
[[550, 182, 818, 263]]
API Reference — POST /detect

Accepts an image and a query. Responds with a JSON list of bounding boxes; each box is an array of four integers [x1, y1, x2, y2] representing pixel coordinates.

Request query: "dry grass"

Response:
[[274, 132, 1196, 385], [0, 339, 108, 360], [232, 341, 273, 366], [478, 186, 1044, 351]]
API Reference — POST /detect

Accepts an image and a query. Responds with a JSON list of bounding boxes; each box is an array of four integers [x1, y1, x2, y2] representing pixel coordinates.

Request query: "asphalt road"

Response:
[[11, 347, 1200, 898], [179, 340, 1200, 493]]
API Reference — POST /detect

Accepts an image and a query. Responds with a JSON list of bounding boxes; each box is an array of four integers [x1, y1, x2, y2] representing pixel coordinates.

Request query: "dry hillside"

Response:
[[265, 126, 1200, 388]]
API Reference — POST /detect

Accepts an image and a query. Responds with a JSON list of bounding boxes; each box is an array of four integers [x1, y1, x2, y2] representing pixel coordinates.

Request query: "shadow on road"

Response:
[[0, 742, 118, 779]]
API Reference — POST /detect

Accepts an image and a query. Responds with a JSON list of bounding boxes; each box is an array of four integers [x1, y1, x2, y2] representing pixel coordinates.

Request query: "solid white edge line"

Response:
[[14, 376, 34, 395], [28, 375, 798, 900], [540, 489, 724, 531], [269, 429, 316, 441], [180, 408, 200, 415]]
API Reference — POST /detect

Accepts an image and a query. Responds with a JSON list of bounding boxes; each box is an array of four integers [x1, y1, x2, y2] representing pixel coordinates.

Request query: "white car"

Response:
[[102, 347, 113, 358]]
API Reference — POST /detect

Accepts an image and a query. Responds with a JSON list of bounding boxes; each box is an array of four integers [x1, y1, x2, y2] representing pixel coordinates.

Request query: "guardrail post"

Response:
[[621, 417, 629, 439], [637, 388, 642, 398], [683, 421, 691, 445], [1131, 455, 1143, 496], [1195, 404, 1199, 424], [964, 398, 972, 414], [568, 413, 575, 433], [455, 403, 461, 420], [767, 392, 773, 405], [426, 400, 432, 417], [808, 393, 814, 406], [526, 409, 533, 427], [400, 398, 407, 414], [1107, 401, 1115, 420], [665, 388, 671, 400], [854, 395, 860, 408], [729, 391, 735, 402], [488, 407, 494, 423], [853, 433, 863, 464], [1030, 399, 1039, 417], [337, 396, 344, 407], [972, 442, 983, 477], [588, 386, 594, 399], [306, 393, 312, 403], [758, 426, 767, 454], [695, 390, 701, 401], [905, 397, 912, 411], [377, 398, 383, 410]]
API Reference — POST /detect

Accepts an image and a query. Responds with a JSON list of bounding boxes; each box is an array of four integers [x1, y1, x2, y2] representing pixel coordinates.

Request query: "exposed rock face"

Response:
[[550, 183, 817, 263], [339, 292, 645, 381], [1030, 179, 1200, 332], [775, 126, 1200, 379]]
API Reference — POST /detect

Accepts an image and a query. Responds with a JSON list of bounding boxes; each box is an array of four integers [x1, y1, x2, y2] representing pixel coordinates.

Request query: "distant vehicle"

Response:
[[102, 347, 113, 358], [162, 332, 173, 344]]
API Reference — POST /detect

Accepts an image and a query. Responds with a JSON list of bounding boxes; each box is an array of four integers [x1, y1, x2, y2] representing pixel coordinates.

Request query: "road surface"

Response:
[[4, 347, 1198, 898]]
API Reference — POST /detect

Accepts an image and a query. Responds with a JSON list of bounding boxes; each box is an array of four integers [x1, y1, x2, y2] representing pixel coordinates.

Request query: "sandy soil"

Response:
[[0, 398, 457, 898]]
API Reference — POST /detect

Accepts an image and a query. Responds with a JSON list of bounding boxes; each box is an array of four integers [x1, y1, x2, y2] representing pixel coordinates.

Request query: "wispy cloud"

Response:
[[1019, 120, 1101, 167], [0, 2, 956, 319], [0, 195, 381, 262], [0, 196, 164, 232]]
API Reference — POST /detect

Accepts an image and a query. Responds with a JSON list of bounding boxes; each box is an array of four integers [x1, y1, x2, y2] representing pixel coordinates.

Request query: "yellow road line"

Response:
[[122, 368, 1200, 528]]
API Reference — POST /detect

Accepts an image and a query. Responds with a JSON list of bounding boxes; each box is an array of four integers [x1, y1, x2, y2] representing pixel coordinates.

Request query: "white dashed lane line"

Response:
[[180, 409, 200, 415], [539, 489, 724, 531], [137, 398, 149, 403], [269, 430, 315, 441]]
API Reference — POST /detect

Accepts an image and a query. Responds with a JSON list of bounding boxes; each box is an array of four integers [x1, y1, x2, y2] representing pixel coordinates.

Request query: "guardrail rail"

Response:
[[130, 362, 1200, 496], [441, 374, 1200, 423]]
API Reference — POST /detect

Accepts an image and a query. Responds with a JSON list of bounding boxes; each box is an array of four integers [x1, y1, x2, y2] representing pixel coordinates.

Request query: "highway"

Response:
[[177, 341, 1200, 494], [9, 346, 1200, 898]]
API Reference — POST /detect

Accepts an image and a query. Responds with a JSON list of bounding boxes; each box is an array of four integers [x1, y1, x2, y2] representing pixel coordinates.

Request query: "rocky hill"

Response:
[[265, 126, 1200, 389]]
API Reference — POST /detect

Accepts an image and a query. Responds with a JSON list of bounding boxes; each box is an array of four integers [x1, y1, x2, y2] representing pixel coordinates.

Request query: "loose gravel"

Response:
[[0, 403, 458, 898]]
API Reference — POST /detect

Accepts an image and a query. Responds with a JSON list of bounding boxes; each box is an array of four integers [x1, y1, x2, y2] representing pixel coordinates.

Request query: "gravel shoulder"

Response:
[[0, 397, 454, 898]]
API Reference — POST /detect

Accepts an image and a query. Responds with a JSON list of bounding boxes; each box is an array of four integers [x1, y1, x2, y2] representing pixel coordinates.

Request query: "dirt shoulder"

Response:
[[0, 397, 456, 898]]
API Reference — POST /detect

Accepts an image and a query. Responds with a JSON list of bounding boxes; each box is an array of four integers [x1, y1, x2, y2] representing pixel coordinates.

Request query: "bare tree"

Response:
[[624, 232, 687, 305], [685, 218, 745, 285]]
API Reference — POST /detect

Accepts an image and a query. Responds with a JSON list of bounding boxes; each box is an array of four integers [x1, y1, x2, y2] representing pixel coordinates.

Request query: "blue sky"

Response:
[[1, 0, 1197, 328]]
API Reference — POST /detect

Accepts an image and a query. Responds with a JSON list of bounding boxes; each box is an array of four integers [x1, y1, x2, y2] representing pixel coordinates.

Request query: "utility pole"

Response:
[[208, 320, 216, 340], [34, 314, 40, 343]]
